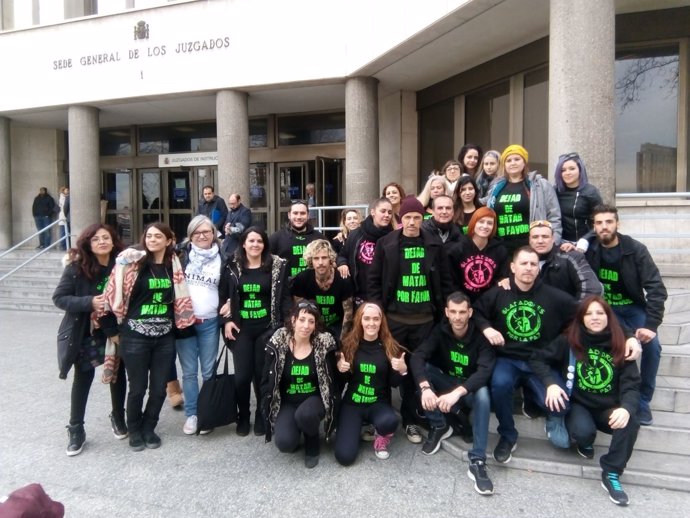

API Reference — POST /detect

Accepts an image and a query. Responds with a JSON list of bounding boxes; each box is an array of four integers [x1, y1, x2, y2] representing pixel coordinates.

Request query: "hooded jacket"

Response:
[[485, 171, 563, 244], [538, 247, 603, 301]]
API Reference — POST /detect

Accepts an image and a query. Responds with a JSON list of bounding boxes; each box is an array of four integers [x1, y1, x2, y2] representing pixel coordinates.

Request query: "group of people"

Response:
[[52, 143, 667, 506], [32, 186, 70, 250]]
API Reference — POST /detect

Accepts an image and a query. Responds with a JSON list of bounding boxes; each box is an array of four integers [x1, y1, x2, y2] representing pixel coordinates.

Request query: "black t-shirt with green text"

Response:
[[597, 245, 634, 307], [280, 348, 319, 405], [495, 181, 530, 252], [390, 235, 432, 315], [238, 267, 271, 325], [127, 263, 174, 322], [291, 269, 353, 329], [343, 339, 392, 406]]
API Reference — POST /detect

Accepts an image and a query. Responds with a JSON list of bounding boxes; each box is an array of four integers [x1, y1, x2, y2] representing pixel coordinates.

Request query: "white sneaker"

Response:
[[183, 415, 198, 435]]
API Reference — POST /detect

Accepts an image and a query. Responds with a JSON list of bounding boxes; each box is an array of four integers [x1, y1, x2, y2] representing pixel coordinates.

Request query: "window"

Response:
[[100, 128, 132, 156], [138, 122, 216, 155], [523, 68, 549, 177], [465, 82, 510, 156], [615, 46, 679, 192], [419, 99, 454, 176], [277, 112, 345, 146]]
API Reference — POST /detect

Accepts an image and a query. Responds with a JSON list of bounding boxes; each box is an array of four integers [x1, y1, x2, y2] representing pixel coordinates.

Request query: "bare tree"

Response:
[[615, 56, 679, 111]]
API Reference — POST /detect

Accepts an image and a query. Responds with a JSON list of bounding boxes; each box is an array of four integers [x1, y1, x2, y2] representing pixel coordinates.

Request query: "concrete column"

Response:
[[68, 105, 100, 238], [216, 90, 249, 203], [346, 77, 379, 205], [0, 117, 11, 249], [549, 0, 615, 202]]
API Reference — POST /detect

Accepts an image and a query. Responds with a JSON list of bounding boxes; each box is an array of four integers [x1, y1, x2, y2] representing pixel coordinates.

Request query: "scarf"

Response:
[[187, 242, 220, 276], [360, 215, 392, 241]]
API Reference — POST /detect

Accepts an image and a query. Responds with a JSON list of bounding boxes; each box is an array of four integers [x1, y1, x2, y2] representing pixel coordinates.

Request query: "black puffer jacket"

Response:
[[557, 184, 602, 243]]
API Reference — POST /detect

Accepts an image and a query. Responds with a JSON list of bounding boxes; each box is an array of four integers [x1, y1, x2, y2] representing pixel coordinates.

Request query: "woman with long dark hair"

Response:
[[261, 301, 337, 468], [458, 143, 483, 179], [454, 176, 483, 232], [530, 296, 640, 506], [334, 302, 407, 465], [53, 223, 126, 456], [382, 182, 406, 227], [219, 226, 292, 436], [104, 222, 195, 451]]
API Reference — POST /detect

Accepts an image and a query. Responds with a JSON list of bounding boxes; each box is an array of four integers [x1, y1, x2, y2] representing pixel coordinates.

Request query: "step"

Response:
[[441, 435, 690, 492], [500, 412, 690, 456], [665, 289, 690, 315], [0, 275, 61, 288], [658, 344, 690, 377], [658, 310, 690, 345], [0, 299, 63, 313], [0, 286, 60, 300], [653, 375, 690, 413]]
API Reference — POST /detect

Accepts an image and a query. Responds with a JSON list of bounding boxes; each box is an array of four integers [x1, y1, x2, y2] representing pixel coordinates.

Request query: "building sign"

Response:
[[159, 152, 218, 167]]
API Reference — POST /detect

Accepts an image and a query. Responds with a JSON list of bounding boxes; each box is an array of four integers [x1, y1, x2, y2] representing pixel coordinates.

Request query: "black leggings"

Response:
[[273, 396, 325, 454], [334, 402, 398, 466], [230, 323, 270, 418], [69, 361, 127, 426]]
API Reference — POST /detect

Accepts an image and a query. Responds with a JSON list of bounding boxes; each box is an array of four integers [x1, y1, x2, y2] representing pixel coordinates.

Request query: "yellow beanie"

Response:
[[500, 144, 529, 165]]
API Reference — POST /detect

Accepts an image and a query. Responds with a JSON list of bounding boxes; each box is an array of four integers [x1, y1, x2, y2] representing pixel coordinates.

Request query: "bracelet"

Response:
[[421, 386, 431, 392]]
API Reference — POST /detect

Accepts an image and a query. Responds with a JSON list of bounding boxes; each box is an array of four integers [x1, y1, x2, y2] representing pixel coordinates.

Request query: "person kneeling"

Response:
[[334, 303, 407, 465], [411, 292, 496, 495], [262, 301, 337, 468]]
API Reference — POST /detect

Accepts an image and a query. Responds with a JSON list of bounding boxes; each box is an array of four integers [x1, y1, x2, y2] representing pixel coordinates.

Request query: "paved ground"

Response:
[[1, 309, 688, 517]]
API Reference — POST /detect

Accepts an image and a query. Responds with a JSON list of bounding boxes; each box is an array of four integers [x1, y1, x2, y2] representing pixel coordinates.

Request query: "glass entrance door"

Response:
[[103, 169, 133, 245], [316, 156, 344, 231], [276, 161, 311, 229]]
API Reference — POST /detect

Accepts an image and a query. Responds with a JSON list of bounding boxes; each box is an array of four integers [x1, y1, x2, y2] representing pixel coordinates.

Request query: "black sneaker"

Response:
[[493, 437, 517, 464], [468, 459, 494, 495], [577, 443, 595, 459], [421, 424, 452, 455], [522, 397, 544, 419], [638, 406, 653, 426], [129, 431, 145, 452], [66, 425, 85, 457], [109, 413, 128, 440], [601, 471, 629, 506], [236, 417, 250, 437], [142, 429, 161, 449]]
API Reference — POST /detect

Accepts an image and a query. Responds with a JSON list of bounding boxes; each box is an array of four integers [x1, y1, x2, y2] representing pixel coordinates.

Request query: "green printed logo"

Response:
[[502, 300, 544, 341], [577, 348, 614, 394]]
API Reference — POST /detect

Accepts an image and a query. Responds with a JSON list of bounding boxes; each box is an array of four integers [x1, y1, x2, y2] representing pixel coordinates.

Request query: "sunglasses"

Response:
[[297, 300, 318, 312], [559, 152, 580, 162], [529, 220, 552, 230]]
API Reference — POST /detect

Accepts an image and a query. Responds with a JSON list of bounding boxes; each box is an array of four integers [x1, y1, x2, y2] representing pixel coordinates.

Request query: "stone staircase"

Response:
[[442, 287, 690, 492], [0, 248, 64, 313]]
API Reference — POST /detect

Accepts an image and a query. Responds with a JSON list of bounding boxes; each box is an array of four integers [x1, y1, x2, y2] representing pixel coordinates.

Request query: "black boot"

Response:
[[66, 424, 85, 457], [304, 433, 320, 469], [236, 412, 250, 437], [253, 410, 265, 436]]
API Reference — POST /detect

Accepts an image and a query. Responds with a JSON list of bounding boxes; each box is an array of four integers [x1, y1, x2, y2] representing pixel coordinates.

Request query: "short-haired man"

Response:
[[585, 204, 667, 425], [269, 200, 325, 278], [421, 195, 462, 246], [197, 185, 228, 233], [528, 220, 602, 301], [411, 292, 496, 495], [369, 195, 452, 443], [222, 193, 252, 257], [291, 239, 354, 339], [474, 246, 576, 463]]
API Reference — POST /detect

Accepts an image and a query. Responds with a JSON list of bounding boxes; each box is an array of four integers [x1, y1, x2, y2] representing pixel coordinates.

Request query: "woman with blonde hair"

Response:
[[331, 208, 362, 255], [417, 175, 448, 217], [334, 302, 408, 465]]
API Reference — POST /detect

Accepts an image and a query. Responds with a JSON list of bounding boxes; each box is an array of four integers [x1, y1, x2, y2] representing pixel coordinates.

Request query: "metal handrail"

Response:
[[313, 204, 369, 233], [0, 220, 71, 282]]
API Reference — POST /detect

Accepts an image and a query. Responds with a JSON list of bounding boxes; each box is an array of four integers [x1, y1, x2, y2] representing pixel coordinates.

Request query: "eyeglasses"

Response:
[[559, 152, 580, 162], [90, 235, 112, 243], [192, 230, 213, 238], [529, 220, 552, 230]]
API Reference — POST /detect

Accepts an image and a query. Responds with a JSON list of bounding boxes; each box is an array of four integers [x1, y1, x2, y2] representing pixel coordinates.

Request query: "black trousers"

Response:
[[387, 318, 435, 427], [334, 402, 398, 466], [69, 360, 127, 426], [567, 402, 640, 474], [121, 332, 175, 432], [273, 396, 325, 455], [230, 323, 270, 419]]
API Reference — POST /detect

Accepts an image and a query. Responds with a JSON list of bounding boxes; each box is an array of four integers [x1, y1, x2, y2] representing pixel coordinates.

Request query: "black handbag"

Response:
[[196, 345, 237, 434]]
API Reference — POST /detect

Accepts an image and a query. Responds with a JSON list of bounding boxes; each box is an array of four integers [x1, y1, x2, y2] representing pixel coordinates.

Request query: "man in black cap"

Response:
[[369, 195, 452, 443]]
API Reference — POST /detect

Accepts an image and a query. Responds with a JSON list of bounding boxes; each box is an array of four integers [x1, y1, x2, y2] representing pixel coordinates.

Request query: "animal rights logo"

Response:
[[577, 348, 614, 393], [505, 301, 542, 340]]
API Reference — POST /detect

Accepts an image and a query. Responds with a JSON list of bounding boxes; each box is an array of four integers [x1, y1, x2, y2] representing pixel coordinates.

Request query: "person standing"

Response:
[[32, 187, 56, 249], [58, 186, 70, 251], [176, 216, 224, 435], [197, 186, 228, 235], [269, 200, 324, 278], [104, 222, 195, 451], [222, 193, 252, 257], [585, 204, 667, 426], [220, 227, 292, 436], [53, 224, 127, 456], [369, 195, 452, 443]]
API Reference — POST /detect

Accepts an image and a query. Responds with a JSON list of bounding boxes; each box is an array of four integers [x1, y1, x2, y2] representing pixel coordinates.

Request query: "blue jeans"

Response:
[[490, 357, 568, 443], [423, 364, 490, 462], [34, 215, 51, 248], [176, 317, 220, 417], [612, 304, 661, 409]]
